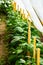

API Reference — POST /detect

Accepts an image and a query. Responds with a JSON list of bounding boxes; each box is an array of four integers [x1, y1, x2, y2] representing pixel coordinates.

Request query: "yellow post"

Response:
[[12, 2, 16, 11], [27, 12, 31, 65], [41, 21, 43, 25], [17, 5, 19, 11], [28, 22, 31, 44], [20, 9, 26, 20], [25, 15, 27, 20], [26, 10, 30, 19], [20, 8, 23, 15], [37, 48, 40, 65], [27, 10, 32, 22], [20, 9, 25, 19], [22, 10, 25, 19], [22, 13, 25, 19], [27, 11, 30, 17], [27, 22, 31, 65], [33, 37, 36, 59]]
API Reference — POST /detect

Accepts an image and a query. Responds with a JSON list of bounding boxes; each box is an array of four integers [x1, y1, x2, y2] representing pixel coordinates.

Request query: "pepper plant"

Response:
[[0, 0, 43, 65]]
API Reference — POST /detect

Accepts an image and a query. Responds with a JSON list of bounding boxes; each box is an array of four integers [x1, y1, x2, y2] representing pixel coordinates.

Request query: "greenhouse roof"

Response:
[[14, 0, 43, 33]]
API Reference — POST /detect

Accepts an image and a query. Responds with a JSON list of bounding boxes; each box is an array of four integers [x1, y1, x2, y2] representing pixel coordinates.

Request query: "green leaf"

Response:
[[40, 58, 43, 65], [15, 27, 24, 32], [19, 59, 26, 63], [16, 49, 23, 54], [11, 36, 25, 43]]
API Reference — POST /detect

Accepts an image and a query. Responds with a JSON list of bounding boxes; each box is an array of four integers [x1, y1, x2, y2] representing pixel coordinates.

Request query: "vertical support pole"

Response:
[[41, 21, 43, 25], [20, 8, 25, 19], [20, 8, 23, 15], [17, 5, 19, 11], [28, 22, 31, 44], [27, 22, 31, 65], [33, 37, 36, 59], [37, 48, 40, 65], [27, 11, 30, 17], [22, 10, 25, 19], [27, 11, 32, 22], [25, 15, 27, 20], [20, 9, 25, 20], [23, 10, 25, 19], [14, 2, 16, 11], [12, 2, 16, 11]]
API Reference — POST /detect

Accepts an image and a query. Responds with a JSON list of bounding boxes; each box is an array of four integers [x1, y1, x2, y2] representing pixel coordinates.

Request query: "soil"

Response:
[[0, 21, 7, 60]]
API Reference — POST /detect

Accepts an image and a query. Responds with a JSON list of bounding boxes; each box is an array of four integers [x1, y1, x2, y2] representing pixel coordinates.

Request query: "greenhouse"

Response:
[[0, 0, 43, 65]]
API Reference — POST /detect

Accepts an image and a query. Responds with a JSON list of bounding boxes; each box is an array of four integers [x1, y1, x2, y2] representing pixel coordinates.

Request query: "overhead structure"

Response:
[[22, 0, 43, 33], [14, 0, 43, 33], [30, 0, 43, 25], [14, 0, 28, 15]]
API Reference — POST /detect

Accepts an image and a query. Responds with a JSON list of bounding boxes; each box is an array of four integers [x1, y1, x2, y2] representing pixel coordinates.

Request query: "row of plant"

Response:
[[0, 0, 43, 65], [6, 11, 43, 65]]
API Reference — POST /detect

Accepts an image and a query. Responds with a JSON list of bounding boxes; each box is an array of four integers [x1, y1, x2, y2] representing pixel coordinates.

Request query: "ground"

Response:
[[0, 14, 8, 63]]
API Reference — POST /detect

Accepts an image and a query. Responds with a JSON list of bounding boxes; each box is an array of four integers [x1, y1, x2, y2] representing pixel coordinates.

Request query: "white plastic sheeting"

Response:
[[22, 0, 43, 33], [14, 0, 43, 33], [30, 0, 43, 23]]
